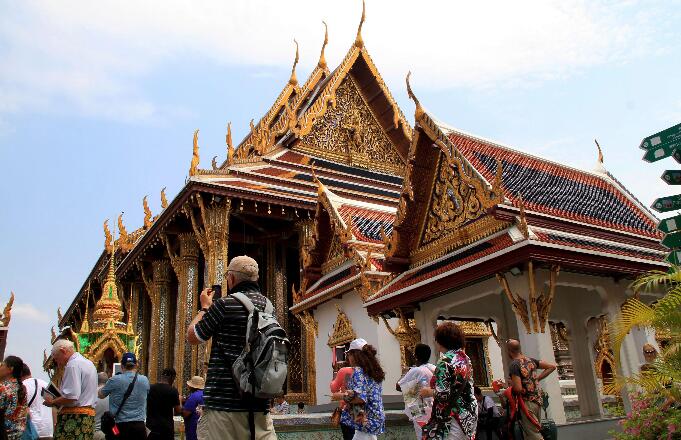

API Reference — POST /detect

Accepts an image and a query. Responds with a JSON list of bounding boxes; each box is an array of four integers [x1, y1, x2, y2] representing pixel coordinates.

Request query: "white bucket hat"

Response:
[[347, 338, 368, 352]]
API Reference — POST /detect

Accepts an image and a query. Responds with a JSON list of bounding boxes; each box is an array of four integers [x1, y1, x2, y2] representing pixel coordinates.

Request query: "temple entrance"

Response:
[[100, 347, 117, 376]]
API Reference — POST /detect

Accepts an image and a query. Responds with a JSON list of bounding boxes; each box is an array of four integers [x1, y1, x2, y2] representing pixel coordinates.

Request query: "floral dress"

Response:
[[422, 349, 478, 440], [340, 367, 385, 435], [0, 378, 28, 440]]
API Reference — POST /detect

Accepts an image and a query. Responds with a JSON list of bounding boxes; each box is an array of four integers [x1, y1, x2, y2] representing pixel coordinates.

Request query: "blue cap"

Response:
[[121, 352, 137, 366]]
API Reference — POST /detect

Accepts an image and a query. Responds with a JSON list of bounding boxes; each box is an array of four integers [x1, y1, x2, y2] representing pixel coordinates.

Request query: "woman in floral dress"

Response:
[[333, 338, 385, 440], [0, 356, 28, 440], [420, 322, 477, 440]]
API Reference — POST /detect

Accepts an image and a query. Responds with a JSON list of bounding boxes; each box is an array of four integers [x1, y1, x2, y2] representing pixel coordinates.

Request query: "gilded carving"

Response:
[[496, 273, 531, 333], [104, 220, 113, 254], [288, 311, 317, 404], [382, 310, 421, 371], [160, 187, 168, 209], [143, 196, 153, 230], [327, 305, 356, 348], [593, 316, 616, 384], [189, 129, 200, 177], [298, 77, 405, 176], [528, 262, 560, 333], [0, 292, 14, 327]]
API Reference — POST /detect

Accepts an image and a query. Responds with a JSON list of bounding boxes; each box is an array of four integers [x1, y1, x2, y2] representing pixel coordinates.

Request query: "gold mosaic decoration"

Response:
[[327, 305, 357, 348], [298, 77, 405, 176], [593, 316, 616, 384]]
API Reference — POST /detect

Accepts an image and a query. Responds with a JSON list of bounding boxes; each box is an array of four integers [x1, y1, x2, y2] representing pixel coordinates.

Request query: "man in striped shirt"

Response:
[[187, 255, 276, 440]]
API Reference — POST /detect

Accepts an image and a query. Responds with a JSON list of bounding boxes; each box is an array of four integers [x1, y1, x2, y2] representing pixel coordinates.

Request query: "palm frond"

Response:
[[653, 285, 681, 316], [630, 266, 681, 292], [609, 299, 655, 355]]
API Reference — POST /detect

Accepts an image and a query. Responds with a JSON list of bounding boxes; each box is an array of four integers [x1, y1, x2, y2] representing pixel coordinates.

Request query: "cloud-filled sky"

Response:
[[1, 0, 680, 379]]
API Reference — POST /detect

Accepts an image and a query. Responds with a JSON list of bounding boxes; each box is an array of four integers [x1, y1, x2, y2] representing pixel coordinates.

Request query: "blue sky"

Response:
[[1, 0, 680, 380]]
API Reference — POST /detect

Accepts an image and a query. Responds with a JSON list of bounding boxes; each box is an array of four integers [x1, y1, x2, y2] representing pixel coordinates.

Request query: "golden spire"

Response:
[[189, 129, 200, 176], [595, 139, 604, 164], [226, 122, 234, 166], [318, 21, 329, 69], [355, 0, 366, 48], [160, 187, 168, 209], [104, 219, 113, 253], [406, 71, 424, 121], [289, 39, 300, 86], [143, 195, 153, 229], [93, 228, 124, 325]]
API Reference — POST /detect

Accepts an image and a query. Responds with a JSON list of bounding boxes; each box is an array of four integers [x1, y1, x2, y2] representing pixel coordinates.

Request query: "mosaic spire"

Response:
[[93, 228, 124, 325]]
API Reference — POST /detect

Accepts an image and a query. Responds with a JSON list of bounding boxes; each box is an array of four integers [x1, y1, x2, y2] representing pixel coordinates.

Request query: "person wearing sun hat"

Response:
[[182, 376, 205, 440]]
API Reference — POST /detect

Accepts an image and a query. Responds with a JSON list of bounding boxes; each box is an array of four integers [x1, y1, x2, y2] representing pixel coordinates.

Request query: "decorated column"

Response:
[[164, 232, 200, 392], [139, 259, 172, 382], [188, 194, 230, 373], [266, 239, 288, 329], [497, 264, 566, 424]]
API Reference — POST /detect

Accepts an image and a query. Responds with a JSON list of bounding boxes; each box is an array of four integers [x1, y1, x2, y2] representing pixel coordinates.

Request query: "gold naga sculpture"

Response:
[[143, 196, 153, 230], [189, 129, 200, 176], [0, 292, 15, 327], [160, 187, 169, 209]]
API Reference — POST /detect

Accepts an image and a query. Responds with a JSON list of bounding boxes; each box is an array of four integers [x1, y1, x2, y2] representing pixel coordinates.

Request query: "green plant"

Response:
[[607, 266, 681, 401]]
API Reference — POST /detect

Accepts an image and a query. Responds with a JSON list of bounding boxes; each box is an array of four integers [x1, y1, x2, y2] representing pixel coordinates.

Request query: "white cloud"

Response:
[[11, 303, 50, 324], [0, 0, 673, 124]]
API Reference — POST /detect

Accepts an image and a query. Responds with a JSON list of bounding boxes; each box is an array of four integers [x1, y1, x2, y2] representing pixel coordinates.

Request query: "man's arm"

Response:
[[536, 359, 557, 382], [510, 375, 523, 394], [187, 288, 215, 345]]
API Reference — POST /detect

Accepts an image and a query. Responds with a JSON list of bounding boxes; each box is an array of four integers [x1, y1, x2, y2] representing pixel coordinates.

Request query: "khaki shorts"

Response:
[[197, 409, 277, 440], [519, 401, 543, 440]]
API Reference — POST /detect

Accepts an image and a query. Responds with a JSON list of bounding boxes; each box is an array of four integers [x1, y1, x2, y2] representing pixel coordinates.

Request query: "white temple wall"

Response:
[[313, 291, 402, 404]]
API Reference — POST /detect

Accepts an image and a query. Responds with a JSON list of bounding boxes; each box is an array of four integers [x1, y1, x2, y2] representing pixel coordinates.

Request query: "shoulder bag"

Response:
[[101, 372, 138, 437]]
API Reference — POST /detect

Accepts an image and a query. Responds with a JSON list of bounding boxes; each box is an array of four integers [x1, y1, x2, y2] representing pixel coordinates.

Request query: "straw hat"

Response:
[[186, 376, 205, 390]]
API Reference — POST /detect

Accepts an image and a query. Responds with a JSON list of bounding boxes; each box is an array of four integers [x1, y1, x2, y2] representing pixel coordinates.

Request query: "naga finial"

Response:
[[160, 187, 168, 209], [517, 194, 529, 239], [226, 122, 234, 166], [57, 307, 63, 325], [117, 212, 129, 245], [406, 71, 424, 121], [355, 0, 366, 48], [189, 129, 200, 176], [211, 156, 218, 170], [0, 292, 14, 327], [289, 39, 300, 86], [595, 139, 604, 164], [318, 21, 329, 69], [143, 196, 153, 229], [104, 219, 113, 253]]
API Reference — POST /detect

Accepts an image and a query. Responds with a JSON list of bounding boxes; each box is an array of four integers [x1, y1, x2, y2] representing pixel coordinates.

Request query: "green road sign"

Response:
[[658, 214, 681, 234], [662, 231, 681, 249], [662, 170, 681, 184], [640, 122, 681, 150], [642, 140, 681, 162], [652, 194, 681, 213], [666, 250, 681, 265]]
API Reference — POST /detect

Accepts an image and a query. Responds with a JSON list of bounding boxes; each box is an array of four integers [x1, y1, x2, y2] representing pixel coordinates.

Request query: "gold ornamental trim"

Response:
[[327, 305, 357, 348]]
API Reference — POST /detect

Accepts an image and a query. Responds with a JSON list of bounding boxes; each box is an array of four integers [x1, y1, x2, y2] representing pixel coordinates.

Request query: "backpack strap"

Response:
[[28, 379, 38, 407], [232, 292, 274, 315], [114, 372, 138, 420]]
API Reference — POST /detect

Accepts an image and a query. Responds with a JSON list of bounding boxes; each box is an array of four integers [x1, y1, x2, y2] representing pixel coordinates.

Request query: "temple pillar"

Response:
[[139, 259, 172, 382], [502, 272, 567, 424], [567, 311, 603, 417], [266, 239, 288, 328], [165, 233, 200, 393], [133, 282, 148, 374], [188, 195, 230, 374]]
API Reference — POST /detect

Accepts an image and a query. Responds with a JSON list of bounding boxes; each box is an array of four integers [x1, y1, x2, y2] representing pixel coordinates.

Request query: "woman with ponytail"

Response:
[[0, 356, 28, 439], [332, 338, 385, 440]]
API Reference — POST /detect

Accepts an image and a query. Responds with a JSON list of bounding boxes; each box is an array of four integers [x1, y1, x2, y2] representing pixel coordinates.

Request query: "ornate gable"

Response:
[[296, 76, 405, 176], [327, 305, 357, 347]]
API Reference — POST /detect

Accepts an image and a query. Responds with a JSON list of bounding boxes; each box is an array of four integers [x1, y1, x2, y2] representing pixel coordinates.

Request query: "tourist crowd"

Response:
[[4, 254, 560, 440]]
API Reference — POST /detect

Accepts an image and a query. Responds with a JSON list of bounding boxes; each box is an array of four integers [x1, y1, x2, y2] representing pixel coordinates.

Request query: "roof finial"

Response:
[[595, 138, 604, 164], [143, 195, 152, 229], [318, 21, 329, 69], [117, 212, 129, 247], [226, 122, 234, 166], [354, 0, 366, 48], [160, 187, 168, 209], [516, 194, 529, 239], [406, 71, 424, 121], [189, 129, 200, 176], [104, 219, 113, 253], [289, 39, 300, 86]]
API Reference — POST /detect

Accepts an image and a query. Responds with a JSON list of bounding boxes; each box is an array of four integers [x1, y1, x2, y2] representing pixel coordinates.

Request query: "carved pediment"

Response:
[[297, 77, 405, 176], [327, 305, 357, 347], [321, 234, 345, 274]]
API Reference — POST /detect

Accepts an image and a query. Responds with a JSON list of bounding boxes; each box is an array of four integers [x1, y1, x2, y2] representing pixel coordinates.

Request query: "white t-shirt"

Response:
[[480, 395, 500, 417], [60, 352, 98, 407], [23, 378, 54, 437]]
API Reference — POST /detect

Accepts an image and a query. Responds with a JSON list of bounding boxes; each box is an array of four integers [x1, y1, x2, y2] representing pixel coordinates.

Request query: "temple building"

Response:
[[55, 3, 666, 429]]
